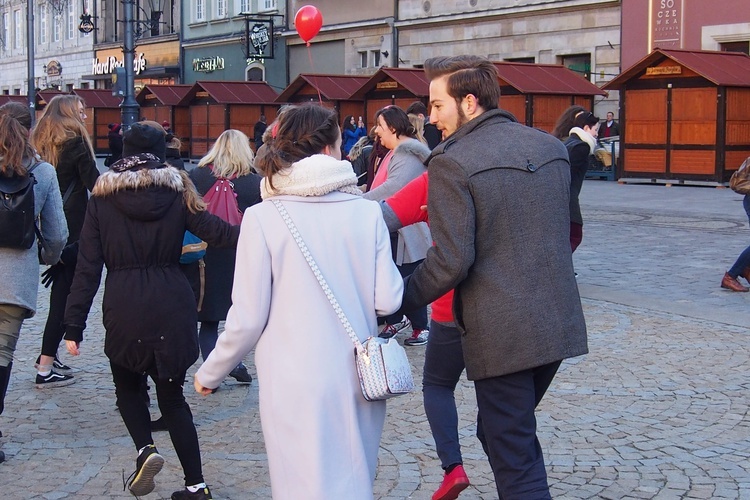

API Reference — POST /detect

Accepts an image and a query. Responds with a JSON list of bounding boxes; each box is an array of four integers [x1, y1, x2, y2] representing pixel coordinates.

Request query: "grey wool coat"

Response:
[[0, 157, 68, 315], [401, 109, 588, 380]]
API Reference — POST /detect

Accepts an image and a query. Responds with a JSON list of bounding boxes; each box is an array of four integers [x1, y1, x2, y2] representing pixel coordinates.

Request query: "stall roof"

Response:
[[36, 90, 66, 106], [493, 62, 607, 96], [136, 84, 193, 106], [275, 74, 370, 103], [179, 81, 278, 105], [0, 95, 29, 105], [73, 89, 122, 108], [351, 68, 431, 99], [603, 49, 750, 90]]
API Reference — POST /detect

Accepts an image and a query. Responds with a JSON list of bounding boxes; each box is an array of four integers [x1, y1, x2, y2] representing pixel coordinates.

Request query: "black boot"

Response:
[[0, 363, 11, 416]]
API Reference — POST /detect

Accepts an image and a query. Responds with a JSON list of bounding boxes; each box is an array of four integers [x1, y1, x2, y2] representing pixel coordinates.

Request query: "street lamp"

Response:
[[121, 0, 139, 130]]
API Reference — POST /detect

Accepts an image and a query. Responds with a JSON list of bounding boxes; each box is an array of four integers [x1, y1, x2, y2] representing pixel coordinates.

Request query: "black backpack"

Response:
[[0, 162, 41, 250]]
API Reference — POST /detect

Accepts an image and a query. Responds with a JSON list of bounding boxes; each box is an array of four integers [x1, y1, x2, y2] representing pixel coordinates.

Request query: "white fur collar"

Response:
[[569, 127, 597, 154], [261, 154, 362, 199]]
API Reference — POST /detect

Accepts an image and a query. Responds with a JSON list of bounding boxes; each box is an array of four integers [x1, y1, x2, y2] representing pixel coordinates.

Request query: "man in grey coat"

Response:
[[400, 55, 588, 498]]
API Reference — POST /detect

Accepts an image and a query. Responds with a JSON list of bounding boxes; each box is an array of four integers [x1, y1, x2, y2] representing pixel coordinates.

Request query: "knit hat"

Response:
[[122, 122, 167, 161], [108, 122, 121, 133]]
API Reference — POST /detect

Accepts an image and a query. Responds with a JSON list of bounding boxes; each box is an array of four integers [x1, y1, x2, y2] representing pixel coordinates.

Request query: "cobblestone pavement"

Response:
[[3, 181, 750, 499]]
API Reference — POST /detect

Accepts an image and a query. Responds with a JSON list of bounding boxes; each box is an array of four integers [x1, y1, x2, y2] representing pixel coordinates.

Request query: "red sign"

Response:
[[651, 0, 683, 49]]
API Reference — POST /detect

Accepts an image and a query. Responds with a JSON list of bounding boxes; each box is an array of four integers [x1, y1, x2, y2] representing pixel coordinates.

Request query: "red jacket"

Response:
[[385, 172, 454, 323]]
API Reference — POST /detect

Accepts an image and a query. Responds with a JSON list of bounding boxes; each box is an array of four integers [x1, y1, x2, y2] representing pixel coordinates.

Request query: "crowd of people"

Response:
[[0, 55, 599, 499]]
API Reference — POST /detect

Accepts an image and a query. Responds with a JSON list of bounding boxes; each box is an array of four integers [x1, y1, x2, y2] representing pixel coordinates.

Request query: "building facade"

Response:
[[0, 0, 95, 95], [621, 0, 750, 68], [181, 0, 287, 94], [87, 0, 182, 91]]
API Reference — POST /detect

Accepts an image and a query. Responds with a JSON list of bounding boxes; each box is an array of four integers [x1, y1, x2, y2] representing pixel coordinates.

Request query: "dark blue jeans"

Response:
[[728, 195, 750, 278], [383, 260, 429, 330], [199, 321, 245, 371], [474, 360, 561, 500], [423, 321, 465, 469]]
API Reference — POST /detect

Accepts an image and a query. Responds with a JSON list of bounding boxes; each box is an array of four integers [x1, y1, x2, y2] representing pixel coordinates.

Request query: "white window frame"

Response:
[[260, 0, 277, 12], [67, 2, 75, 39], [216, 0, 227, 18], [2, 13, 9, 51], [39, 7, 47, 45], [195, 0, 205, 22], [13, 9, 22, 49], [238, 0, 251, 15], [53, 11, 61, 42]]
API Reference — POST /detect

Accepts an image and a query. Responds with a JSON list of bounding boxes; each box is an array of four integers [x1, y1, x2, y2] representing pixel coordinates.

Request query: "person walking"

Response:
[[400, 55, 588, 499], [363, 106, 432, 346], [194, 103, 403, 500], [253, 115, 267, 151], [380, 171, 471, 499], [106, 123, 123, 166], [564, 110, 600, 252], [721, 193, 750, 292], [62, 123, 240, 499], [0, 102, 68, 464], [30, 94, 99, 387], [188, 129, 262, 383]]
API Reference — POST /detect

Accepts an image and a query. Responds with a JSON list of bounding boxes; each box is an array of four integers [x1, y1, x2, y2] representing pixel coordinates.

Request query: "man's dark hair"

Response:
[[424, 55, 500, 112], [406, 101, 428, 116]]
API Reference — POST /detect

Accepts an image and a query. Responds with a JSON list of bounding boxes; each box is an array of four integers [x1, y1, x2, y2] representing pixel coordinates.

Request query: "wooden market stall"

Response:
[[177, 81, 279, 158], [72, 89, 122, 155], [136, 84, 192, 155], [602, 49, 750, 184], [275, 74, 370, 126], [350, 68, 430, 128], [492, 62, 607, 132]]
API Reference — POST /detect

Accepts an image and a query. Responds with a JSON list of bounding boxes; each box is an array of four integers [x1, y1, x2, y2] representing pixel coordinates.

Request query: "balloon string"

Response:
[[306, 42, 323, 105]]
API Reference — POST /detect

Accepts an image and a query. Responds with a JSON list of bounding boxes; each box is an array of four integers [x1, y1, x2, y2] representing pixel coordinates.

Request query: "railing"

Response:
[[586, 137, 618, 181]]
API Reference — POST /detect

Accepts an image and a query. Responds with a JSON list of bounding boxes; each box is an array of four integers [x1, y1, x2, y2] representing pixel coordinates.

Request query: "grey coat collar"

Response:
[[429, 109, 518, 162]]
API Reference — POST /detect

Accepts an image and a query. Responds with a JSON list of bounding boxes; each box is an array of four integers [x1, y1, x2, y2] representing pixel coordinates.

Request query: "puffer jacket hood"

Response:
[[93, 158, 184, 222]]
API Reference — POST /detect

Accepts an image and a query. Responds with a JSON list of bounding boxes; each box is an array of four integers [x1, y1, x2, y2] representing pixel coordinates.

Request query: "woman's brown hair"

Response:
[[374, 106, 416, 140], [255, 103, 340, 192], [0, 102, 35, 176], [30, 95, 95, 167]]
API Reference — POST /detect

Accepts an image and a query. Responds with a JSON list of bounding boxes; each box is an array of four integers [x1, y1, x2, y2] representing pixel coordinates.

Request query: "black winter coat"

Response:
[[56, 137, 99, 244], [63, 158, 240, 379], [108, 132, 123, 163], [187, 166, 262, 321], [563, 135, 590, 225]]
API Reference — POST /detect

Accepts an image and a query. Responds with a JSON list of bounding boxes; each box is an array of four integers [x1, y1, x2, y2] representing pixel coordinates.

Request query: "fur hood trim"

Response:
[[93, 166, 184, 197], [394, 138, 432, 163]]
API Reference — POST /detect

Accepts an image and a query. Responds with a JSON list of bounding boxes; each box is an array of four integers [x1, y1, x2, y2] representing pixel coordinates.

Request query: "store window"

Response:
[[721, 41, 749, 54]]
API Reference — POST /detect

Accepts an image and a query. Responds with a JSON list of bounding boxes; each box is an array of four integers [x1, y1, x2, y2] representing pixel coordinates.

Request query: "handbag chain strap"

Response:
[[271, 199, 367, 358]]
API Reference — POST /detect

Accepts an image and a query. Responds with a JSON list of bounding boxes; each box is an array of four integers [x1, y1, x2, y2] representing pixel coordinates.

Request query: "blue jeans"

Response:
[[423, 321, 465, 469], [728, 195, 750, 278]]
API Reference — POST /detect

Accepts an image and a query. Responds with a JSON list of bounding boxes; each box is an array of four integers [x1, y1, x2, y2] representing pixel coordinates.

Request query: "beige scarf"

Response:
[[260, 154, 362, 199], [569, 127, 597, 154]]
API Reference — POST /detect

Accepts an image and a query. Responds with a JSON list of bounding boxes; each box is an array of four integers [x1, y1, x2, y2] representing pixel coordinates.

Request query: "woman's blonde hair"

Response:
[[197, 129, 255, 178], [408, 113, 427, 145], [31, 95, 95, 167]]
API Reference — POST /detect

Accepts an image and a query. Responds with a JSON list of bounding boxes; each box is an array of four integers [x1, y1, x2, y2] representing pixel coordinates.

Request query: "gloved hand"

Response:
[[60, 242, 78, 267], [41, 263, 64, 288]]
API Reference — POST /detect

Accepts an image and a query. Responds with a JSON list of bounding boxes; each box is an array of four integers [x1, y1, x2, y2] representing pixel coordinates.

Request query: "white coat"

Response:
[[196, 190, 403, 500]]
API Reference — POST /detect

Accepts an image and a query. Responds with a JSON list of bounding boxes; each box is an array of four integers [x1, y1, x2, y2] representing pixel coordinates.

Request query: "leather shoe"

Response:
[[433, 464, 470, 500], [721, 272, 749, 292]]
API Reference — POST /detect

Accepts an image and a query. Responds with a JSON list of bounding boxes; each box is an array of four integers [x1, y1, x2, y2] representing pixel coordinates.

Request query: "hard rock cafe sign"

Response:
[[92, 53, 148, 76]]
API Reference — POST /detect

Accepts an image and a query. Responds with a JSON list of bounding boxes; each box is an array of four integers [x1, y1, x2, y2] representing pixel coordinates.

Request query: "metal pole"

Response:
[[121, 0, 139, 130], [26, 0, 35, 125]]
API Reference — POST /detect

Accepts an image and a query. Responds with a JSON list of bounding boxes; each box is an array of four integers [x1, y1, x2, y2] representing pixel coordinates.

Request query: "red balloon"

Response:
[[295, 5, 323, 44]]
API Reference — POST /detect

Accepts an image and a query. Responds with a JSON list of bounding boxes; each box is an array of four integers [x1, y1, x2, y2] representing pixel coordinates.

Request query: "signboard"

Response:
[[193, 56, 225, 73], [250, 23, 270, 55], [45, 60, 62, 77], [93, 41, 179, 78], [651, 0, 683, 50], [243, 16, 280, 60], [93, 53, 147, 76], [376, 81, 398, 90], [645, 65, 682, 76]]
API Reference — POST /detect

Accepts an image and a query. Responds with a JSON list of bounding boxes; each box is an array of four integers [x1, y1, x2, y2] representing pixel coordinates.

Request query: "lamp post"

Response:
[[121, 0, 139, 130], [26, 0, 35, 125]]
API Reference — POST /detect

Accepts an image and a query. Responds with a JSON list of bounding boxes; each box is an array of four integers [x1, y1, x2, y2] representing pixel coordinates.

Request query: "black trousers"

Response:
[[110, 361, 204, 486], [474, 360, 561, 500], [41, 262, 76, 357]]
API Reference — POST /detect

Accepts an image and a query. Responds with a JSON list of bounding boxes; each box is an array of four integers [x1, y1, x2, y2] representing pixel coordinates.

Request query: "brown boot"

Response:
[[721, 272, 749, 292]]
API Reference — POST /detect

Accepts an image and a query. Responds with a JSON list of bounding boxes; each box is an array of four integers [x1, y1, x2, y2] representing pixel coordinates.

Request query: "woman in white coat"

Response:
[[194, 103, 404, 500]]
